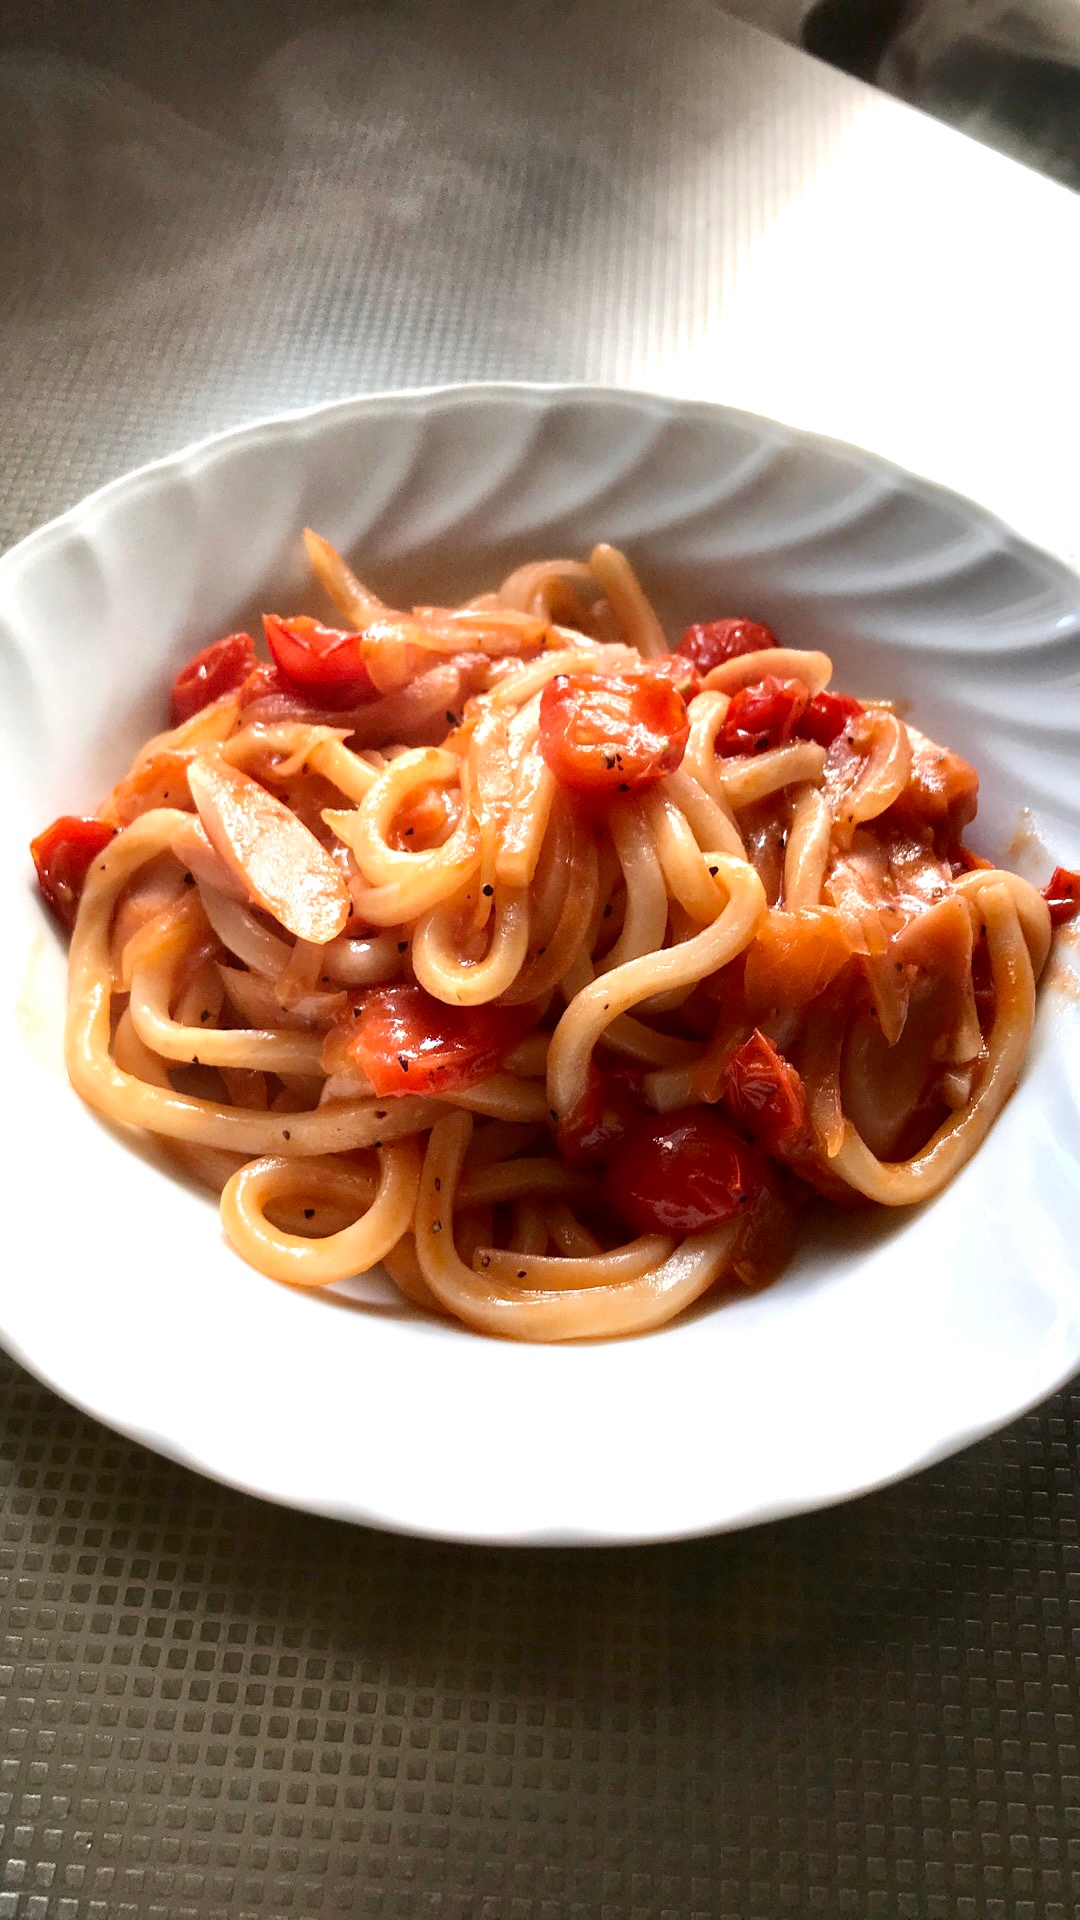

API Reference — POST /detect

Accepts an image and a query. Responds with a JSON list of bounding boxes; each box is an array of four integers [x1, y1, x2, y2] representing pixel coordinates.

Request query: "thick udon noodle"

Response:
[[60, 539, 1052, 1340]]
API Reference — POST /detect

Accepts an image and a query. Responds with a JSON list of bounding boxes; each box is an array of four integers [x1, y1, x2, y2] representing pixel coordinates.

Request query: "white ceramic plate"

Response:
[[3, 384, 1079, 1545]]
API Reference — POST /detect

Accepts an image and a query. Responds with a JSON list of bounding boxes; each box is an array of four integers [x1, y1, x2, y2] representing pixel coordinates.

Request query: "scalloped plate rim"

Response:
[[3, 380, 1079, 617]]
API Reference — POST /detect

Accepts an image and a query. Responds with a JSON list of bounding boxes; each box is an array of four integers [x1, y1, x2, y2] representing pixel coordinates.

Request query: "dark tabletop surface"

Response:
[[2, 4, 1079, 1916]]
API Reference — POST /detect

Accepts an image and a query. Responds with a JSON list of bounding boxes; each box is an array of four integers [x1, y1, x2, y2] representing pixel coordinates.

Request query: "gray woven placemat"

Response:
[[3, 3, 1079, 1913], [3, 1355, 1079, 1919]]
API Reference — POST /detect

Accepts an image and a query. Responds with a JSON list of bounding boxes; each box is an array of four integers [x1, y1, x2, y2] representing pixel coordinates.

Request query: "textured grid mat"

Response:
[[3, 1352, 1080, 1918], [3, 1, 1080, 1914]]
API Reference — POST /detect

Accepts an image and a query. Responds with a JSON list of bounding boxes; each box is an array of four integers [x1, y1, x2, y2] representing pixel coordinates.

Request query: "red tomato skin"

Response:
[[329, 984, 527, 1097], [720, 1030, 810, 1157], [716, 676, 810, 758], [603, 1108, 768, 1236], [170, 632, 257, 725], [263, 614, 376, 708], [677, 618, 778, 675], [538, 670, 690, 795], [555, 1064, 644, 1167], [1043, 865, 1080, 928], [796, 690, 863, 748], [30, 815, 117, 928]]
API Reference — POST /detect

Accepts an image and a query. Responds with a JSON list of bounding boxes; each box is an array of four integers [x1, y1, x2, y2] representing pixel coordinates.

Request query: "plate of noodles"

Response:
[[3, 383, 1080, 1544]]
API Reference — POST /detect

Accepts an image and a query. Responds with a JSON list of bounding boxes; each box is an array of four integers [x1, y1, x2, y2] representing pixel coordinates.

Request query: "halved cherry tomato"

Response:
[[30, 815, 116, 928], [677, 618, 778, 675], [538, 670, 690, 794], [716, 675, 809, 758], [170, 632, 258, 725], [1042, 865, 1080, 927], [603, 1107, 769, 1236], [721, 1030, 809, 1157], [796, 689, 863, 748], [555, 1063, 644, 1167], [323, 984, 529, 1097], [263, 614, 376, 709]]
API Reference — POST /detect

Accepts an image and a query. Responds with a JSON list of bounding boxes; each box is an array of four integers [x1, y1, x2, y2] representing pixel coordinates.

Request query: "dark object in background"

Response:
[[803, 0, 908, 80], [805, 0, 1080, 189]]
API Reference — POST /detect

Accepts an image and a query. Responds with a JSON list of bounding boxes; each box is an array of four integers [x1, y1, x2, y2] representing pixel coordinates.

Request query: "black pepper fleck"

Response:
[[482, 884, 494, 897], [603, 904, 613, 919], [709, 865, 718, 876], [304, 1207, 315, 1220], [397, 940, 408, 952], [398, 1054, 409, 1072], [375, 1109, 387, 1119], [434, 1177, 441, 1192], [517, 1269, 527, 1280], [618, 782, 630, 792], [183, 872, 194, 886], [283, 1130, 291, 1140]]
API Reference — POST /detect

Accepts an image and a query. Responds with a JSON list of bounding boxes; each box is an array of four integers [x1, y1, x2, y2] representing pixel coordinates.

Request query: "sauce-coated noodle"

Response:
[[32, 537, 1073, 1343]]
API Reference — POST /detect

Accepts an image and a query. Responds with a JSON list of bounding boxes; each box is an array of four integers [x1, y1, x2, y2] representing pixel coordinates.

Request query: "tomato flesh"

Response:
[[555, 1064, 644, 1167], [538, 669, 690, 794], [647, 654, 701, 700], [1042, 865, 1080, 928], [263, 614, 376, 708], [720, 1030, 809, 1157], [677, 618, 777, 675], [603, 1108, 768, 1236], [170, 632, 257, 725], [716, 675, 809, 758], [30, 815, 116, 928], [797, 690, 863, 748], [324, 984, 528, 1096], [889, 725, 979, 842]]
